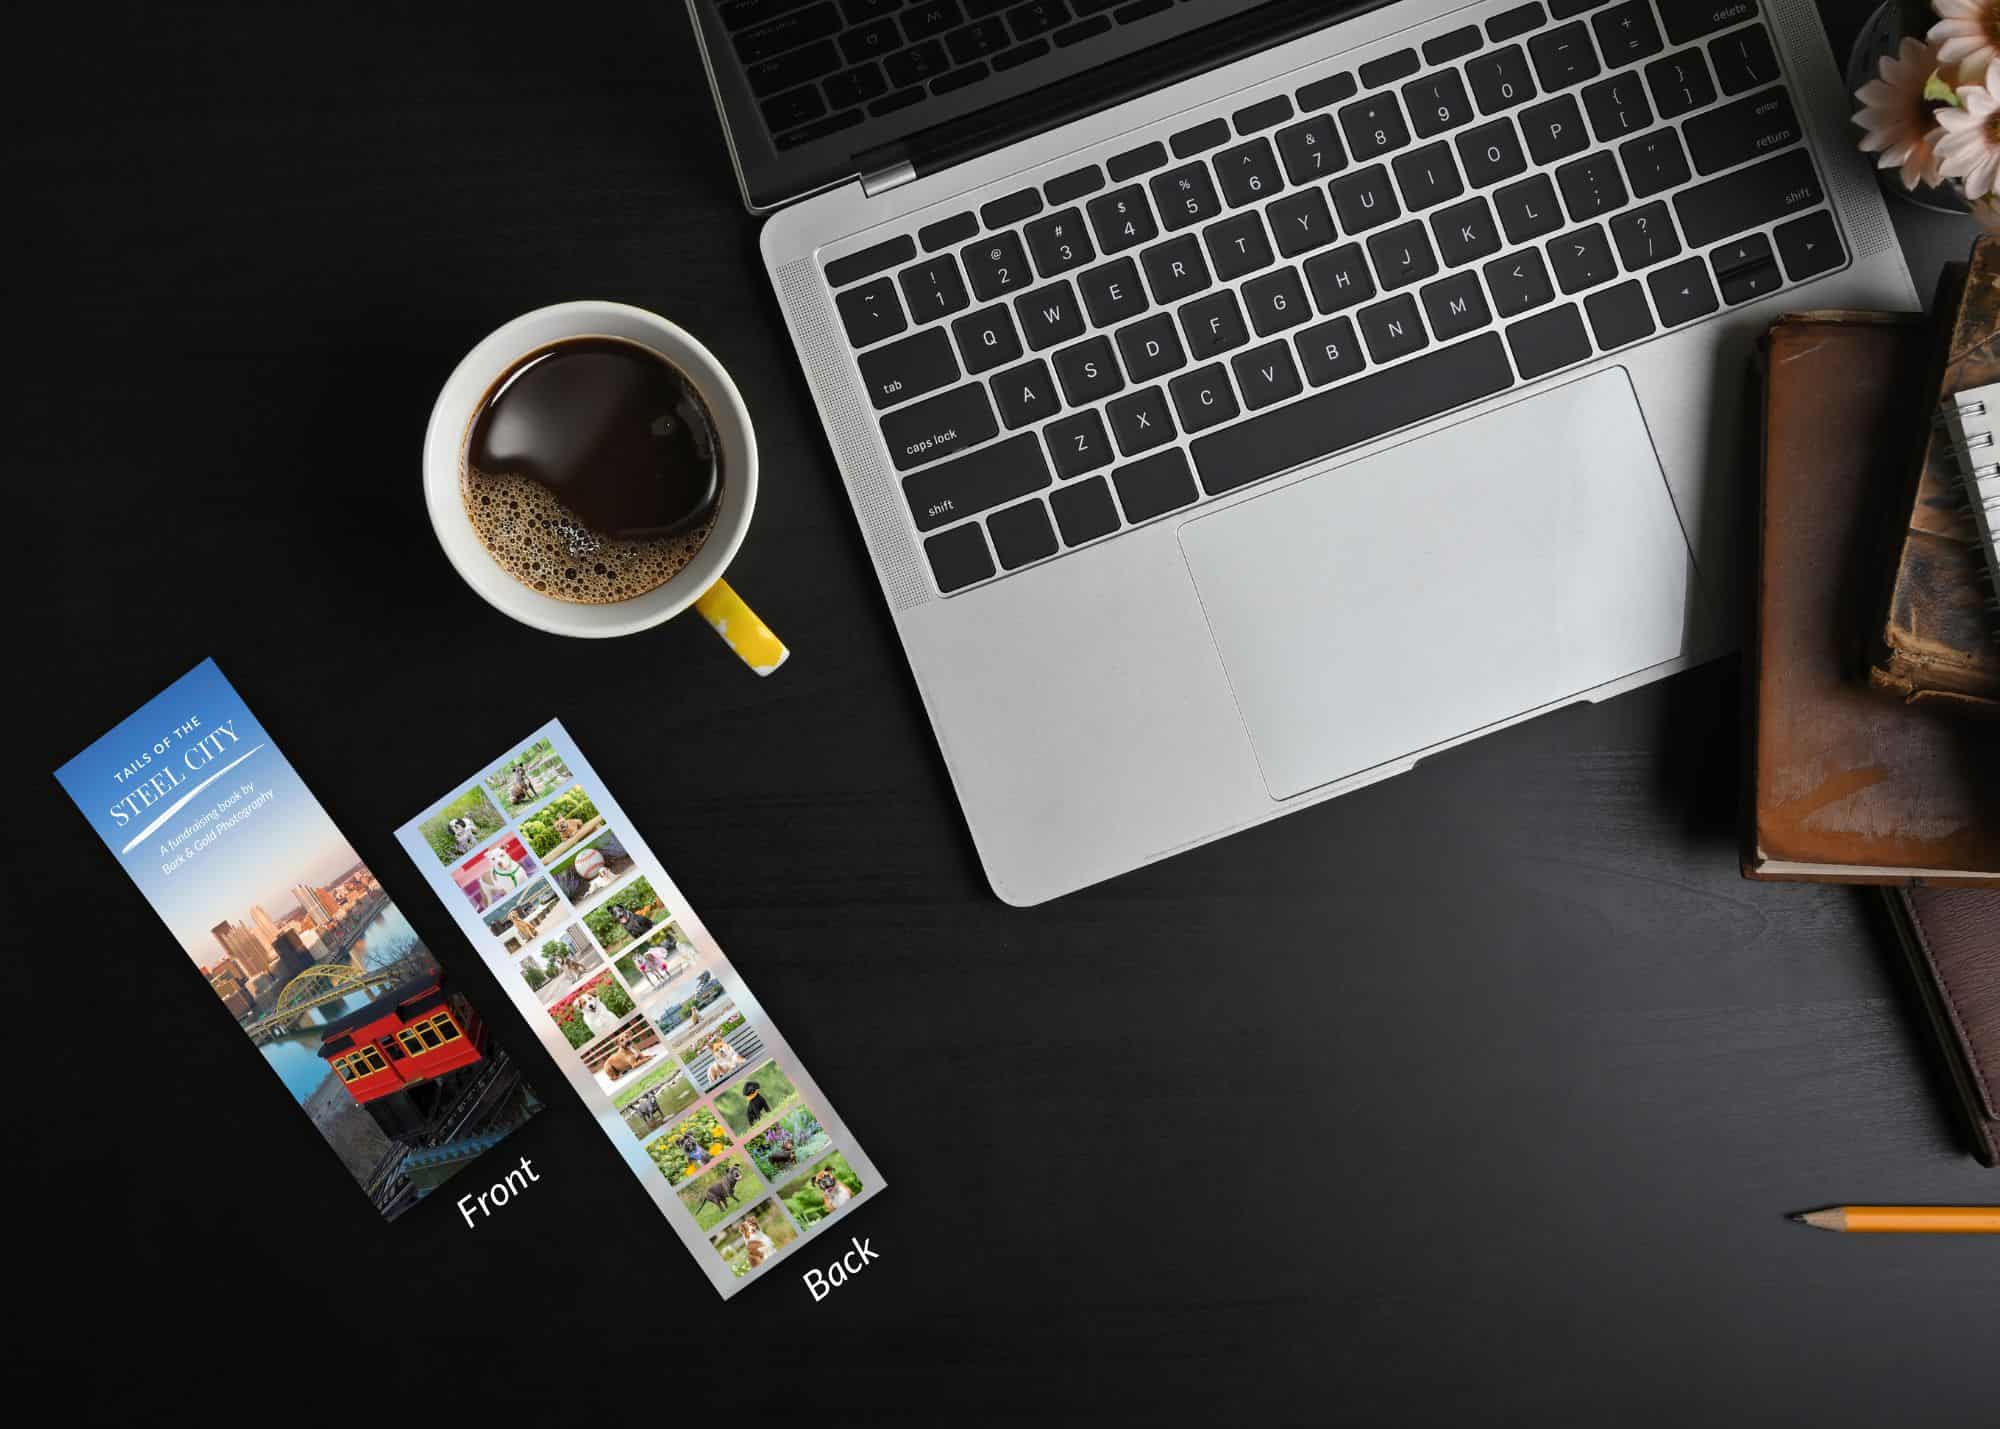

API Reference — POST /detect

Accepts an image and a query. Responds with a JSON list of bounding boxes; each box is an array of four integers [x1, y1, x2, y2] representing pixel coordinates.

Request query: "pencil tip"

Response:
[[1786, 1212, 1804, 1222]]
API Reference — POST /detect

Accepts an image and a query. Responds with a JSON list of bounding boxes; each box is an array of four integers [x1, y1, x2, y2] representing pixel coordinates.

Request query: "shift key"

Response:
[[1673, 148, 1821, 247], [903, 433, 1051, 531], [880, 382, 999, 471]]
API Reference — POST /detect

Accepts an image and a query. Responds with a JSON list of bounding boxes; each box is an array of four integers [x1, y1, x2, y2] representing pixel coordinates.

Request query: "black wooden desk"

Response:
[[24, 2, 1996, 1420]]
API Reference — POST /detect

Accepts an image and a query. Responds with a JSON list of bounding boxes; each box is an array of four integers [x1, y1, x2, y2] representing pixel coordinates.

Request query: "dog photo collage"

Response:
[[397, 723, 881, 1298]]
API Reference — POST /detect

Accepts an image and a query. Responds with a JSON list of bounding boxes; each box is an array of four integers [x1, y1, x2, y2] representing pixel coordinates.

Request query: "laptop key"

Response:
[[1152, 162, 1223, 230], [1025, 208, 1096, 276], [1231, 341, 1305, 409], [1107, 385, 1176, 454], [1521, 93, 1588, 164], [825, 62, 889, 108], [1170, 117, 1231, 158], [1190, 333, 1514, 494], [1647, 256, 1720, 325], [1087, 185, 1161, 252], [1467, 44, 1538, 114], [1216, 138, 1284, 206], [902, 429, 1047, 527], [1674, 148, 1821, 246], [1015, 279, 1087, 348], [1607, 201, 1680, 269], [1487, 4, 1546, 44], [1117, 313, 1187, 381], [991, 357, 1060, 428], [1368, 220, 1440, 290], [1112, 448, 1199, 522], [1359, 48, 1421, 88], [1268, 187, 1338, 257], [1683, 87, 1799, 175], [1054, 335, 1125, 404], [1507, 302, 1591, 378], [1495, 172, 1563, 242], [1591, 2, 1662, 67], [1243, 268, 1311, 335], [1141, 234, 1213, 303], [1181, 289, 1250, 358], [1774, 209, 1843, 281], [1619, 127, 1691, 197], [947, 17, 1010, 63], [898, 253, 972, 322], [859, 326, 958, 408], [882, 383, 1001, 473], [1529, 21, 1600, 90], [1556, 151, 1626, 221], [1106, 142, 1168, 181], [904, 1, 962, 39], [1045, 408, 1115, 477], [1044, 164, 1106, 204], [1457, 118, 1529, 187], [1485, 247, 1556, 315], [1709, 24, 1777, 95], [1421, 271, 1492, 340], [885, 39, 950, 87], [1050, 475, 1121, 544], [1646, 48, 1716, 118], [1582, 72, 1651, 141], [987, 498, 1059, 569], [1393, 142, 1466, 211], [1305, 242, 1377, 312], [1204, 211, 1275, 280], [829, 233, 918, 287], [736, 2, 843, 63], [1584, 280, 1654, 349], [1433, 196, 1503, 266], [1339, 92, 1412, 161], [1330, 164, 1402, 233], [1276, 114, 1346, 183], [1078, 256, 1148, 325], [1170, 364, 1240, 432], [1549, 223, 1616, 293], [1404, 69, 1476, 139], [836, 276, 908, 348], [924, 522, 994, 592], [750, 39, 842, 95], [1295, 316, 1365, 386], [963, 231, 1032, 301], [952, 304, 1024, 373], [1664, 3, 1759, 45], [1359, 293, 1428, 363]]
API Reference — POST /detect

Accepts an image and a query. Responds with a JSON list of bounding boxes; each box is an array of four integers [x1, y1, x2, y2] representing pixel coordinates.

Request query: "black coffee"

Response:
[[461, 336, 723, 605]]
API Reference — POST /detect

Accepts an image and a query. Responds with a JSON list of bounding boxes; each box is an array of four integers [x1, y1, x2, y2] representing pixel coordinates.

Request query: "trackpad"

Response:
[[1178, 370, 1698, 800]]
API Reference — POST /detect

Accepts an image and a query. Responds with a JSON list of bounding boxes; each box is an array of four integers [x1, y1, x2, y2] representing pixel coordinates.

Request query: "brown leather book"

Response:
[[1867, 245, 2000, 715], [1746, 312, 2000, 885], [1881, 888, 2000, 1166]]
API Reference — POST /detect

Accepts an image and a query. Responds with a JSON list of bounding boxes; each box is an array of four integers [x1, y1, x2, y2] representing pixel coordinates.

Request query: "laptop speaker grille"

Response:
[[1773, 0, 1892, 262]]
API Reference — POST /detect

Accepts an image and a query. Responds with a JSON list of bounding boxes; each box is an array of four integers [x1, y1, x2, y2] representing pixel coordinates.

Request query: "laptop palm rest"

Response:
[[1178, 369, 1699, 801]]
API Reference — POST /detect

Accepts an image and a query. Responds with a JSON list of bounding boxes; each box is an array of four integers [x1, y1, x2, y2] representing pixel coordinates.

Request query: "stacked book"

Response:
[[1748, 239, 2000, 1165]]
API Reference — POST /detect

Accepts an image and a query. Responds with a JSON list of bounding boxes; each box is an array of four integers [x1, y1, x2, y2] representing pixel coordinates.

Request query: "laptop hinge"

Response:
[[859, 159, 917, 196]]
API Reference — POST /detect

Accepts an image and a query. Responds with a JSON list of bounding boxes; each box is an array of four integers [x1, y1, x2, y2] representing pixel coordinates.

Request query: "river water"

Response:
[[258, 902, 432, 1103]]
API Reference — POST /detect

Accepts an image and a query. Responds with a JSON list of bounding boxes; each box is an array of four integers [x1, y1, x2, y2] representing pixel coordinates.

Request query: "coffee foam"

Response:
[[461, 465, 712, 605]]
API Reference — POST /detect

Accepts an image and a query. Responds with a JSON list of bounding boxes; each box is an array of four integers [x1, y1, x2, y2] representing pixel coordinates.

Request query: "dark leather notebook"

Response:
[[1746, 312, 2000, 885], [1882, 888, 2000, 1166], [1867, 243, 2000, 715]]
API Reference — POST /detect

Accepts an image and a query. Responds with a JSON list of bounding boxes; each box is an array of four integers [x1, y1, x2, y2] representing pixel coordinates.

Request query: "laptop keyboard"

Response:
[[723, 0, 1169, 149], [815, 0, 1846, 596]]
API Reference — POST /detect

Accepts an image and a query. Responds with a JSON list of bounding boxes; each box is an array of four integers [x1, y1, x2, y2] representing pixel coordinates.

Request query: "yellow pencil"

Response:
[[1790, 1205, 2000, 1234]]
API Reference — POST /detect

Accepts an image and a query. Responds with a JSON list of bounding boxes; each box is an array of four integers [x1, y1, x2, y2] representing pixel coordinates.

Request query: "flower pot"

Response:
[[1848, 0, 1974, 214]]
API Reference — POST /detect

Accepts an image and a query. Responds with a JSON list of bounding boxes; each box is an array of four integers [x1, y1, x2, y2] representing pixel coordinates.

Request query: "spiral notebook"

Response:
[[1940, 381, 2000, 639]]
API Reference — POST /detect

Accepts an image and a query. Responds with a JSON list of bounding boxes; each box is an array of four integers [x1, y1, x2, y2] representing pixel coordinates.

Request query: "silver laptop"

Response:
[[691, 0, 1916, 904]]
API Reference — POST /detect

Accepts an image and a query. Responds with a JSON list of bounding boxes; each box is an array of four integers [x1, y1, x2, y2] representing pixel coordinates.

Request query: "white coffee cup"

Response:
[[423, 301, 786, 671]]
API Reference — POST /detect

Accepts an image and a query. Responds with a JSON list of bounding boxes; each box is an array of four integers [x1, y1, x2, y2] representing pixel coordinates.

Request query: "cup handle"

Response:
[[693, 579, 789, 675]]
